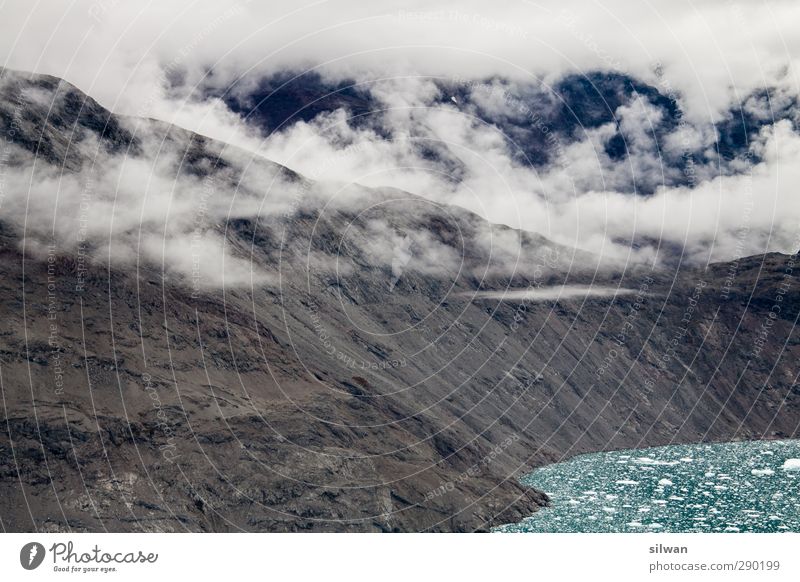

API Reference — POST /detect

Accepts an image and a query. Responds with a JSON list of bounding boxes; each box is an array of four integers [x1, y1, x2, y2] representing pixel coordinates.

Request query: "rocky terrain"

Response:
[[0, 68, 798, 532]]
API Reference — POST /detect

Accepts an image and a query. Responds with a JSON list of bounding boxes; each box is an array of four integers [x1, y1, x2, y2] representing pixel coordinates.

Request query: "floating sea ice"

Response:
[[634, 457, 678, 466], [506, 441, 800, 533], [781, 459, 800, 472]]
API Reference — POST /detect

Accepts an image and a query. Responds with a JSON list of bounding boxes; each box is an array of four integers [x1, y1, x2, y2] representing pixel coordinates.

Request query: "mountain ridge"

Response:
[[0, 68, 798, 533]]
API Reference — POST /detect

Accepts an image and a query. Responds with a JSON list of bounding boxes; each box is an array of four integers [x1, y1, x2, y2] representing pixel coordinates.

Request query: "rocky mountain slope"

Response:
[[0, 68, 798, 532]]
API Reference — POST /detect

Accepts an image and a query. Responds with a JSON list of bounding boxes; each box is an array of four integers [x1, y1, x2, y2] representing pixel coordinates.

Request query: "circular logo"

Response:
[[20, 542, 46, 570]]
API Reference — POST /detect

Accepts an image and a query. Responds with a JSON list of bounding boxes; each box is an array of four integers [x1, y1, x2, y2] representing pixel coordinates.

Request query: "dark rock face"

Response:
[[0, 69, 798, 533], [216, 71, 377, 134], [0, 68, 138, 169], [552, 72, 680, 135]]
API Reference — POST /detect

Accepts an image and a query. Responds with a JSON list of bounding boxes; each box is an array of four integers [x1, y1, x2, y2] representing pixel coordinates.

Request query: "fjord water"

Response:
[[496, 440, 800, 533]]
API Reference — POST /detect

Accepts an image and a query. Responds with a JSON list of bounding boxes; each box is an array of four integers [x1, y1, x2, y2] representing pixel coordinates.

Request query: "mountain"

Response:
[[0, 68, 798, 532]]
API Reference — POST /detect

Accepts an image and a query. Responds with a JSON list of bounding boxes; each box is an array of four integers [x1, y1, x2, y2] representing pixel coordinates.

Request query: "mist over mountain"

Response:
[[0, 68, 797, 532], [200, 68, 799, 266], [3, 1, 800, 266], [219, 69, 797, 180], [1, 0, 800, 536]]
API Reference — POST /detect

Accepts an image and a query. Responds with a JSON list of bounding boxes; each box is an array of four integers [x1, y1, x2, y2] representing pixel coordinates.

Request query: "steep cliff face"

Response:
[[1, 69, 798, 532]]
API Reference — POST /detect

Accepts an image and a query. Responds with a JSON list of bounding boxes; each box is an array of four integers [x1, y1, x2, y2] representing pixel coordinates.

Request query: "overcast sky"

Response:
[[2, 1, 798, 122]]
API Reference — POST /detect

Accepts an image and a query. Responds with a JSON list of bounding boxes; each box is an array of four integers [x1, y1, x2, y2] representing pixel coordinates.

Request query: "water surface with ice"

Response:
[[496, 440, 800, 532]]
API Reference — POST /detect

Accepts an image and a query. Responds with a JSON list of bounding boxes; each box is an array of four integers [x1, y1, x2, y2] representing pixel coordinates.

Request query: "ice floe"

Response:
[[781, 459, 800, 471]]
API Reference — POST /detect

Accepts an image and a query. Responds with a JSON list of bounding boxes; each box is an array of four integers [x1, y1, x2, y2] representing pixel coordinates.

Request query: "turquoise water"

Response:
[[496, 440, 800, 533]]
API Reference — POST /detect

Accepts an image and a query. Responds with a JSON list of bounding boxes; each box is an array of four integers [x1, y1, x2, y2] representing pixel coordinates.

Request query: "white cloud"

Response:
[[1, 0, 799, 271], [2, 0, 798, 122], [470, 285, 642, 302]]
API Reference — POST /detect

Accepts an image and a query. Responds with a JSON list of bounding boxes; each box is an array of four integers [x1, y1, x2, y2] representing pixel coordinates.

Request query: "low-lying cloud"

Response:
[[470, 285, 643, 302], [1, 0, 799, 274]]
